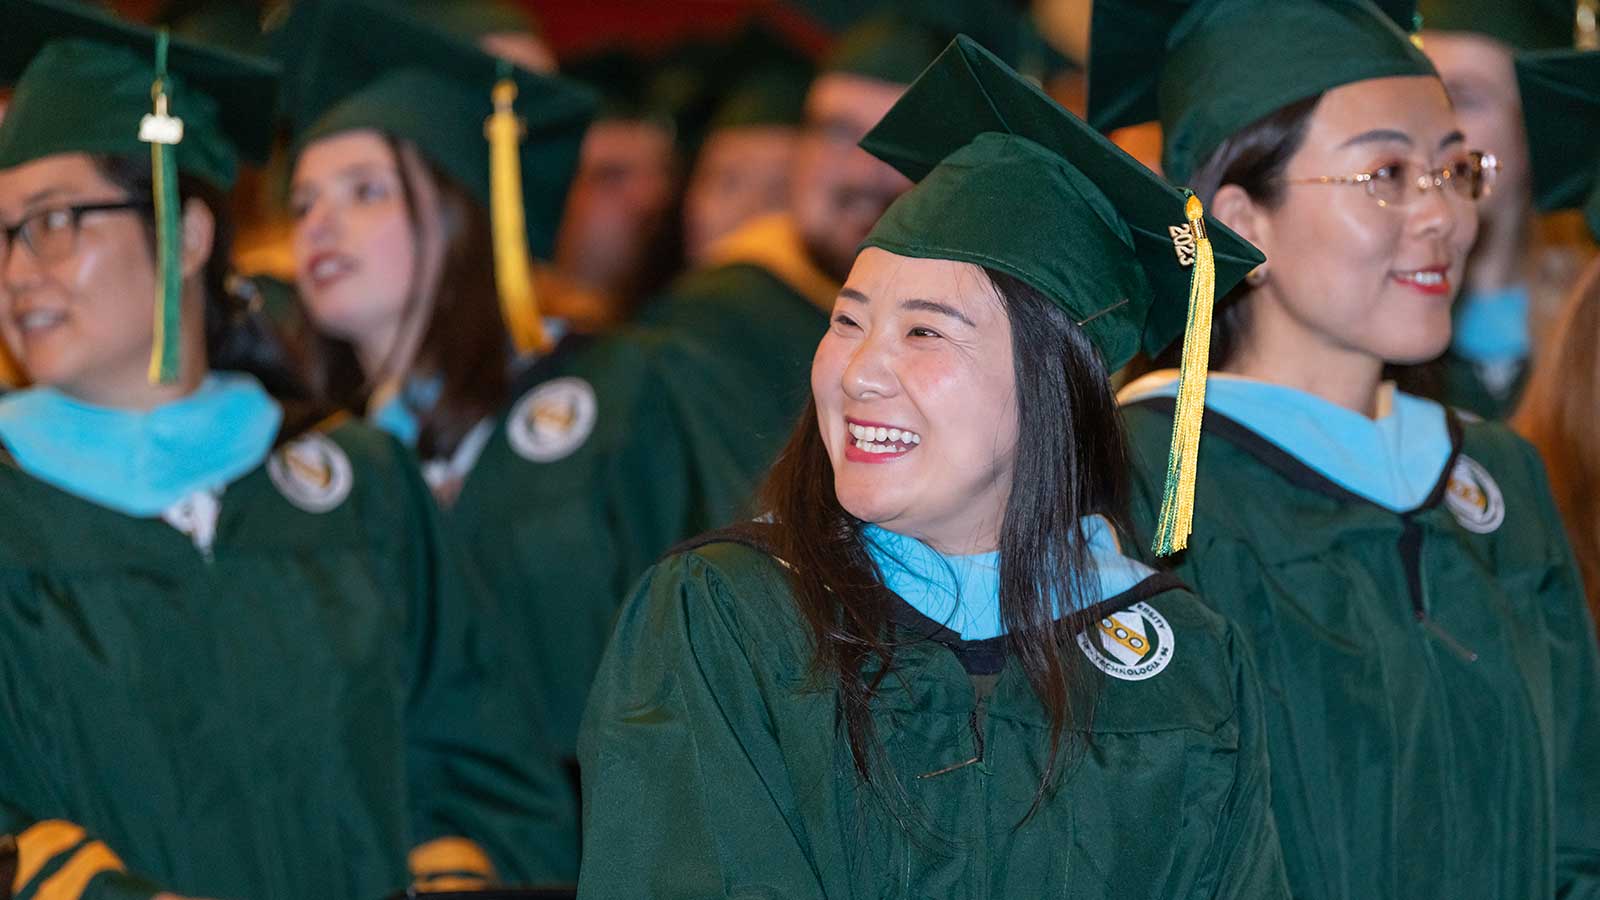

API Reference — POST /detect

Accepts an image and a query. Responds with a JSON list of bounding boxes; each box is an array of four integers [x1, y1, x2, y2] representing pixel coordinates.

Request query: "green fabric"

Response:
[[577, 540, 1291, 897], [161, 0, 271, 57], [709, 64, 812, 131], [0, 0, 278, 189], [1419, 0, 1578, 48], [822, 13, 952, 84], [438, 331, 757, 860], [284, 0, 594, 259], [1088, 0, 1436, 186], [0, 420, 574, 898], [639, 263, 831, 506], [1430, 351, 1529, 420], [861, 36, 1263, 366], [1121, 399, 1600, 900], [1515, 49, 1600, 237]]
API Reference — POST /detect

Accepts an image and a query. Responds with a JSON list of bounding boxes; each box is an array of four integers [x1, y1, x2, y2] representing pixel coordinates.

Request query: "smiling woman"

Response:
[[1093, 0, 1600, 897], [576, 37, 1290, 900]]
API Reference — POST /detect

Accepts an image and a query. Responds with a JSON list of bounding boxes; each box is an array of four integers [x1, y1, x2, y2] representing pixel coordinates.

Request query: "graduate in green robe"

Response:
[[1412, 0, 1590, 418], [280, 0, 752, 872], [578, 37, 1289, 899], [0, 1, 569, 897], [633, 15, 952, 505], [1090, 1, 1600, 896]]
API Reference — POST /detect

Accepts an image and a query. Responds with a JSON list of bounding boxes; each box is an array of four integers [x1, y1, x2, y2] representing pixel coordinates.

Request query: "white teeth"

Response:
[[846, 422, 922, 453], [1400, 270, 1443, 285], [312, 257, 350, 280], [17, 309, 65, 331]]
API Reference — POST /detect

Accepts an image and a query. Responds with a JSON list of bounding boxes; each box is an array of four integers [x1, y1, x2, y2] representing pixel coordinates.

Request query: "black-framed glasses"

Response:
[[0, 200, 153, 268], [1284, 150, 1500, 208]]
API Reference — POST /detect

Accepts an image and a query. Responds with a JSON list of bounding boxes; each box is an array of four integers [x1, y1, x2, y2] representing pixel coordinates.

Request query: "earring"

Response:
[[1245, 263, 1268, 286]]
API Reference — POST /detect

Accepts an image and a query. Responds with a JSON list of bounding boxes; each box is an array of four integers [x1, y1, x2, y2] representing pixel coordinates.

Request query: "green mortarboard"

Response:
[[287, 0, 592, 259], [286, 0, 595, 352], [1418, 0, 1580, 49], [823, 13, 957, 84], [711, 65, 813, 130], [0, 0, 279, 384], [0, 0, 278, 188], [707, 24, 815, 131], [1515, 48, 1600, 236], [862, 35, 1262, 367], [861, 35, 1264, 554], [159, 0, 273, 57], [1088, 0, 1436, 186]]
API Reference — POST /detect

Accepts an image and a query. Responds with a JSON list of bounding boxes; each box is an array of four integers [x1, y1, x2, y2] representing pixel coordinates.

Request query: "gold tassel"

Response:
[[485, 75, 549, 354], [139, 30, 185, 385], [1151, 193, 1216, 557]]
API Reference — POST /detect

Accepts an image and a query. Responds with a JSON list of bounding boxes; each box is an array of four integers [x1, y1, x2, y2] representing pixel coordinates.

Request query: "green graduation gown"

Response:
[[0, 420, 568, 900], [438, 332, 749, 813], [576, 538, 1291, 899], [1122, 397, 1600, 900], [638, 213, 836, 499]]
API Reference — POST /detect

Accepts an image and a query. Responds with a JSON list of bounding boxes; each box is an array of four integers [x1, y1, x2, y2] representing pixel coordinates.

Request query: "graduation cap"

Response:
[[1515, 48, 1600, 236], [707, 24, 815, 132], [823, 13, 954, 84], [1087, 0, 1436, 186], [860, 35, 1264, 554], [0, 0, 279, 385], [285, 0, 595, 353], [1418, 0, 1586, 50]]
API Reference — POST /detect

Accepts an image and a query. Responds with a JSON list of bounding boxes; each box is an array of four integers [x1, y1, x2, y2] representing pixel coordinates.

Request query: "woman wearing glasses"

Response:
[[0, 3, 564, 898], [1092, 1, 1600, 898]]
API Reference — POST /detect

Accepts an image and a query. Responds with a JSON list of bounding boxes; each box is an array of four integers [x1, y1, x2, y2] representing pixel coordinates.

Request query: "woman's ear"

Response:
[[1209, 183, 1271, 261], [179, 197, 216, 281]]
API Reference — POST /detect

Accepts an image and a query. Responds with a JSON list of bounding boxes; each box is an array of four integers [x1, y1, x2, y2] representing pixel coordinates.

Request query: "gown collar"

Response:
[[0, 373, 282, 517], [1120, 369, 1453, 512], [864, 515, 1156, 642]]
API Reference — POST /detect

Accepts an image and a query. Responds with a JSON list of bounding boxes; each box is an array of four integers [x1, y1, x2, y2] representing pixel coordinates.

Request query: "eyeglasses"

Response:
[[1284, 151, 1499, 208], [0, 200, 153, 268]]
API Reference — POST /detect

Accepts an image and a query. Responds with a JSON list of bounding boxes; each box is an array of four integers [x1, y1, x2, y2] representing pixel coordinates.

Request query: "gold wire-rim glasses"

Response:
[[1284, 150, 1500, 208]]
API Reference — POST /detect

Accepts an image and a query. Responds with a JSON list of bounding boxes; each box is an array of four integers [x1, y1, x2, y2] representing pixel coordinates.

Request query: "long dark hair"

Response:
[[1153, 95, 1320, 371], [95, 154, 313, 408], [758, 265, 1130, 815], [301, 137, 511, 460]]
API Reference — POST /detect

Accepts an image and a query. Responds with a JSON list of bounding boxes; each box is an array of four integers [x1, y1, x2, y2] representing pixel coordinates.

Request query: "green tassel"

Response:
[[143, 31, 183, 385]]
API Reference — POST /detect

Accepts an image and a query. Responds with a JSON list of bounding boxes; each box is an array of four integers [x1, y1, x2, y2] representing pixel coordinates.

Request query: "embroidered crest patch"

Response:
[[1076, 602, 1175, 681], [508, 377, 598, 463], [268, 434, 353, 513], [1444, 454, 1504, 534]]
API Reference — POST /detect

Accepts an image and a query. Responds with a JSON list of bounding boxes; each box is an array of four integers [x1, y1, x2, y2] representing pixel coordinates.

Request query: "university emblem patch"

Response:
[[1077, 602, 1175, 681], [1444, 454, 1504, 534], [268, 434, 353, 513], [508, 377, 597, 463]]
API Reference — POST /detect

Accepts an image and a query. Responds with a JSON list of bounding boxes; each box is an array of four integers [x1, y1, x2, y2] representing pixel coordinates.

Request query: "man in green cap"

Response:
[[1415, 0, 1591, 419], [639, 13, 948, 512]]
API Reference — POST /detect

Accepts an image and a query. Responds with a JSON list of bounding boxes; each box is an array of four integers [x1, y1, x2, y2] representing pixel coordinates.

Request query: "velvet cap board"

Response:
[[1086, 0, 1436, 185]]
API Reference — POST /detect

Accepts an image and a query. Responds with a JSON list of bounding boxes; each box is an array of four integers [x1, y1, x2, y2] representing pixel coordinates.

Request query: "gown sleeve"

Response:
[[1522, 445, 1600, 898], [0, 670, 162, 900], [392, 438, 579, 889], [575, 551, 829, 900]]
